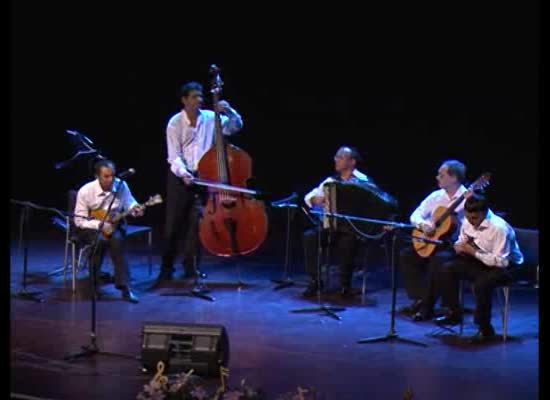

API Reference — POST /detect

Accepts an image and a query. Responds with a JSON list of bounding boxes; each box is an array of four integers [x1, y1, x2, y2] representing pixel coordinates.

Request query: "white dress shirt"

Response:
[[166, 108, 243, 176], [410, 186, 468, 228], [74, 178, 138, 230], [456, 209, 524, 268]]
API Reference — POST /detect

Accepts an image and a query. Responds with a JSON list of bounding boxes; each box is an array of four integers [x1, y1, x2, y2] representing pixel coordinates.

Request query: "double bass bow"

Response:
[[195, 65, 269, 257]]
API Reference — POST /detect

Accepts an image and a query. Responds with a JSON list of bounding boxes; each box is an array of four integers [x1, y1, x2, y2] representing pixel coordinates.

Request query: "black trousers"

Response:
[[399, 245, 456, 309], [160, 170, 202, 275], [439, 255, 515, 329], [303, 227, 359, 288], [75, 227, 130, 288]]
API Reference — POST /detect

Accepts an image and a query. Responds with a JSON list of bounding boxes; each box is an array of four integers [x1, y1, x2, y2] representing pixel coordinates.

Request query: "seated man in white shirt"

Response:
[[302, 146, 371, 298], [436, 192, 524, 341], [399, 160, 467, 321], [74, 159, 145, 303]]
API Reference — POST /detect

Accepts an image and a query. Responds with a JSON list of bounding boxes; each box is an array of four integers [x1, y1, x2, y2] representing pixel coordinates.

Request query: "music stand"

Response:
[[10, 200, 44, 303], [357, 229, 428, 347], [291, 210, 346, 321], [271, 194, 307, 290]]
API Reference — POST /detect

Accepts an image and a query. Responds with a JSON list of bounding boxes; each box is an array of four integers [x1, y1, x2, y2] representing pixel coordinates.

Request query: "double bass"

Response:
[[195, 65, 269, 257]]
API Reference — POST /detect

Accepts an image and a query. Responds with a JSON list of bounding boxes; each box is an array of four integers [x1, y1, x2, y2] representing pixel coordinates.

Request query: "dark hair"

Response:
[[339, 146, 363, 164], [94, 159, 116, 175], [442, 159, 466, 183], [464, 191, 489, 213], [179, 81, 203, 98]]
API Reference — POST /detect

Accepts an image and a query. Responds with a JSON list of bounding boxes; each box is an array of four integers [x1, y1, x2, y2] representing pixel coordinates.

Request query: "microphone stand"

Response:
[[10, 200, 44, 303], [357, 227, 428, 347], [64, 177, 137, 362]]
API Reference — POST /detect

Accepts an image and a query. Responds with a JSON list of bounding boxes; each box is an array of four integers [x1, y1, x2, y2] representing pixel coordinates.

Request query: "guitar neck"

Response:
[[434, 192, 465, 225]]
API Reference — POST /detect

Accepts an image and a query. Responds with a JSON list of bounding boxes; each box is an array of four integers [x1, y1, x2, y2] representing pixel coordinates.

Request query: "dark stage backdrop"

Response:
[[11, 3, 539, 240]]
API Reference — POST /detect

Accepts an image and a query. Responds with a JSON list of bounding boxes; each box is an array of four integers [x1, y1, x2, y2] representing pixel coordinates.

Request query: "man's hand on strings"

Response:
[[215, 100, 232, 114], [419, 221, 435, 235], [102, 222, 114, 236], [131, 204, 145, 217]]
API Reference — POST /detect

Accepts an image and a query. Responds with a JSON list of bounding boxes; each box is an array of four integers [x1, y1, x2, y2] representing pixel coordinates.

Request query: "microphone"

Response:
[[117, 168, 135, 179]]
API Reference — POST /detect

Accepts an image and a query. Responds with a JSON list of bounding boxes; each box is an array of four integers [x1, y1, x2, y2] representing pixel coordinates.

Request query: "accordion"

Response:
[[322, 180, 398, 235]]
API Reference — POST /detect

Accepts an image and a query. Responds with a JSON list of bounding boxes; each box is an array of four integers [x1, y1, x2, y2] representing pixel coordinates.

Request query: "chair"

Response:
[[52, 190, 154, 292], [497, 227, 539, 341]]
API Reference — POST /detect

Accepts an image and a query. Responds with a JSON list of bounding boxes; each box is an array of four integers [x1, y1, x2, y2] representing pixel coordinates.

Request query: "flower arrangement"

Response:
[[136, 361, 413, 399]]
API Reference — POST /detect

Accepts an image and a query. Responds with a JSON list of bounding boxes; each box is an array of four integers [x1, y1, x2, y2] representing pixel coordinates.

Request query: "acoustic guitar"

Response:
[[90, 194, 163, 238], [412, 173, 491, 258]]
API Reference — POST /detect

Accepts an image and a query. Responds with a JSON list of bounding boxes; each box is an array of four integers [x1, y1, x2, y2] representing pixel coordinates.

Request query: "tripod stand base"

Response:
[[291, 305, 346, 321], [271, 277, 295, 290], [161, 285, 215, 301], [47, 266, 66, 276], [11, 289, 44, 303], [357, 332, 428, 347], [64, 343, 138, 362]]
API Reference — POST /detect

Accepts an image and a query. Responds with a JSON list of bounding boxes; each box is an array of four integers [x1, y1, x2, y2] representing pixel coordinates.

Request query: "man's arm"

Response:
[[410, 193, 435, 231], [166, 121, 192, 177], [219, 101, 244, 135], [74, 188, 100, 230], [121, 181, 139, 212], [304, 177, 332, 208], [473, 229, 513, 268]]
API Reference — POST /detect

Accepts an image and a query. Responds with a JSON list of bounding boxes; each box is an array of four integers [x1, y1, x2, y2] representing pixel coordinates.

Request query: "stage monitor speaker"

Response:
[[141, 322, 229, 377]]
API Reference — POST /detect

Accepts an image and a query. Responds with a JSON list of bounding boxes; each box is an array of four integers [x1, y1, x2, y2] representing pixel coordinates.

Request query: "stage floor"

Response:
[[10, 238, 539, 399]]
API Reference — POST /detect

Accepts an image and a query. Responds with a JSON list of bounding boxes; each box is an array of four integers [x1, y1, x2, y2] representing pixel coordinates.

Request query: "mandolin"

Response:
[[412, 173, 491, 258], [90, 194, 163, 238]]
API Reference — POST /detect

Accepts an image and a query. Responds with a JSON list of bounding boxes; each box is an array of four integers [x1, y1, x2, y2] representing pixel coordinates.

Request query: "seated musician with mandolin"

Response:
[[74, 159, 145, 303], [435, 192, 523, 341], [302, 146, 371, 299], [399, 160, 469, 321]]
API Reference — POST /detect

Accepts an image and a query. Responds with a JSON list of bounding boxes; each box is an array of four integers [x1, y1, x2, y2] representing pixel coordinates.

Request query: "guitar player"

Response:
[[74, 159, 145, 303], [398, 160, 468, 321]]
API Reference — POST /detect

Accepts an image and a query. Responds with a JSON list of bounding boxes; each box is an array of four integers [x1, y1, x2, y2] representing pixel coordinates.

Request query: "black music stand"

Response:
[[357, 229, 428, 347], [291, 212, 345, 321], [10, 200, 44, 303], [271, 194, 307, 290], [64, 177, 137, 362]]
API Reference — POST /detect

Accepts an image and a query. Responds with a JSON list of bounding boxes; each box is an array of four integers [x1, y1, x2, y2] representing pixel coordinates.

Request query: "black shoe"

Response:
[[302, 280, 322, 298], [399, 300, 423, 315], [434, 310, 463, 325], [469, 325, 496, 343], [412, 308, 434, 322], [121, 288, 139, 303]]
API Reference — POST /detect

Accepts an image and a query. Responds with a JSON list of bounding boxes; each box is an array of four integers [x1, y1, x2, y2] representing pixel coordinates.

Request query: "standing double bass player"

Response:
[[154, 77, 244, 285]]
